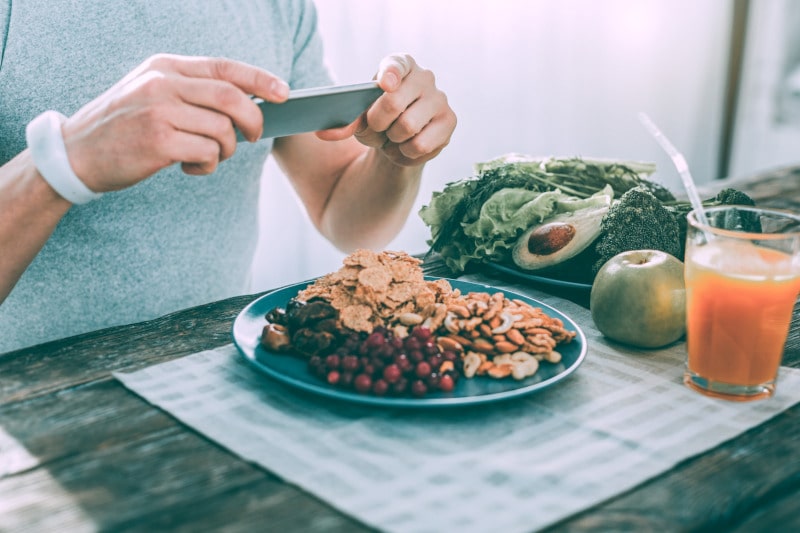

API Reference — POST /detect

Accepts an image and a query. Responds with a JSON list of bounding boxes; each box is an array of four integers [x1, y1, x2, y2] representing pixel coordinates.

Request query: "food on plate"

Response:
[[259, 250, 577, 397], [437, 289, 575, 380], [590, 249, 686, 348], [419, 153, 756, 283]]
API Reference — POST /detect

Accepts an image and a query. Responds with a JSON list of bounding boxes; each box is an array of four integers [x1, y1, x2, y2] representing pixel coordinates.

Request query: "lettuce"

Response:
[[421, 185, 613, 272]]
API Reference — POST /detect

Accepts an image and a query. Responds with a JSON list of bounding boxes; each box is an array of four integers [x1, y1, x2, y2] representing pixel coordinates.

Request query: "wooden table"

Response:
[[2, 168, 800, 532]]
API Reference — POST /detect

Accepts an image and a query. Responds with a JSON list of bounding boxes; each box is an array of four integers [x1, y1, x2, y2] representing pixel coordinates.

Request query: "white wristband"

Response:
[[25, 110, 103, 204]]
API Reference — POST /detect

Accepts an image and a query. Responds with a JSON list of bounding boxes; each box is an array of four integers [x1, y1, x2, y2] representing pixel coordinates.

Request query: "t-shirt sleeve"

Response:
[[289, 0, 334, 89]]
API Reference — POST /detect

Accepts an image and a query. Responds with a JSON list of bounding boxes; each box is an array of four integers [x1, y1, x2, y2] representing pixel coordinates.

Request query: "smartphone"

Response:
[[237, 81, 384, 141]]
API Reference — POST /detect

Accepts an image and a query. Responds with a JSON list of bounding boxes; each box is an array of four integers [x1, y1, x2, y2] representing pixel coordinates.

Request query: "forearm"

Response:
[[320, 148, 422, 252], [0, 150, 71, 303]]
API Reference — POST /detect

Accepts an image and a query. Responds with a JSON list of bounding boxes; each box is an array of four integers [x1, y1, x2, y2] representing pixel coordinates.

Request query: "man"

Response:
[[0, 0, 456, 353]]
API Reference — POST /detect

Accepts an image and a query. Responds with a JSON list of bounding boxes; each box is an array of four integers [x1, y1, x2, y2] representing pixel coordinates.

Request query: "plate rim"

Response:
[[483, 261, 593, 291], [232, 277, 588, 408]]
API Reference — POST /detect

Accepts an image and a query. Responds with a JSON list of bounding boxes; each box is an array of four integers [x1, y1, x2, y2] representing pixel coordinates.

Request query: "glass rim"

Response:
[[687, 205, 800, 240]]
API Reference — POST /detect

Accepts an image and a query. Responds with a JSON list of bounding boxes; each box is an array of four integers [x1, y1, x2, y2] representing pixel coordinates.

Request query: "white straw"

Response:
[[637, 112, 711, 229]]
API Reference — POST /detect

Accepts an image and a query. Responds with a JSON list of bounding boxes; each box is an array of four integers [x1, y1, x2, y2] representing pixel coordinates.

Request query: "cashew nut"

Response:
[[493, 353, 513, 366], [443, 312, 460, 334], [491, 312, 523, 335], [512, 360, 539, 380], [463, 351, 482, 378], [449, 304, 470, 318], [543, 350, 562, 364], [510, 351, 535, 364]]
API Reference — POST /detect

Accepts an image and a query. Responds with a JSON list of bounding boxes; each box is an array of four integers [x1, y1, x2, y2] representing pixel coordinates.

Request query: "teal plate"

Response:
[[484, 262, 593, 292], [232, 278, 587, 408]]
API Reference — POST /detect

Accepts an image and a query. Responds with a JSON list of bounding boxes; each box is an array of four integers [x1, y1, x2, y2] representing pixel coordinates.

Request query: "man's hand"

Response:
[[60, 54, 289, 192], [316, 54, 456, 167]]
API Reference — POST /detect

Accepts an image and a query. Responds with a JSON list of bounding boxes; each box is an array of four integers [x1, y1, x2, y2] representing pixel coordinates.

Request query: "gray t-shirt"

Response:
[[0, 0, 333, 353]]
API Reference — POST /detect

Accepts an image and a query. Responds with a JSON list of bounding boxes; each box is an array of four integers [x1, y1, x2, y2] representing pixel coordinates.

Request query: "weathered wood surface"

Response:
[[2, 169, 799, 532]]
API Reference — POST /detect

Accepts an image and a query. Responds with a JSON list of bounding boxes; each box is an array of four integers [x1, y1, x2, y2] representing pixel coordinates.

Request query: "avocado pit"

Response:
[[527, 222, 576, 255]]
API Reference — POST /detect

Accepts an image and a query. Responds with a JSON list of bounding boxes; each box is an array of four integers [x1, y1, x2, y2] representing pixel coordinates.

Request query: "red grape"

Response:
[[311, 325, 466, 399], [423, 340, 439, 355], [354, 373, 373, 393], [325, 354, 340, 370], [342, 355, 359, 372], [415, 361, 432, 379], [365, 332, 386, 349], [439, 373, 455, 392], [410, 380, 428, 397], [404, 336, 421, 351], [409, 349, 424, 363], [372, 379, 389, 396], [383, 364, 402, 384], [412, 326, 433, 341]]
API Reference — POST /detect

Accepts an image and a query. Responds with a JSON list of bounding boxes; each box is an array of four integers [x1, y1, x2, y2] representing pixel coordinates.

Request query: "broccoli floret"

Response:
[[666, 188, 756, 226], [713, 187, 756, 207], [664, 188, 758, 254], [593, 186, 682, 274], [708, 188, 761, 234], [638, 180, 677, 203]]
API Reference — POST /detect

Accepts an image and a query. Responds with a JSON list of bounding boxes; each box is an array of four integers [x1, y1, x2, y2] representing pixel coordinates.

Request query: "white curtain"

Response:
[[252, 0, 734, 291]]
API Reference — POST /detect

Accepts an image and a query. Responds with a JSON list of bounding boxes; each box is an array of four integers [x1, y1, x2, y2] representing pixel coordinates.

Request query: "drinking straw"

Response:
[[637, 112, 711, 231]]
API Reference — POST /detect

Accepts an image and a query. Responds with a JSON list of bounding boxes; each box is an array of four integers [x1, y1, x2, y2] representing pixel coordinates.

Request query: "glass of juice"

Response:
[[684, 205, 800, 401]]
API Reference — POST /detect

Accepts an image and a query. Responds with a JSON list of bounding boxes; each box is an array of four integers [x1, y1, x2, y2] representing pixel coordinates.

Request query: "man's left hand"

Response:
[[316, 53, 457, 166]]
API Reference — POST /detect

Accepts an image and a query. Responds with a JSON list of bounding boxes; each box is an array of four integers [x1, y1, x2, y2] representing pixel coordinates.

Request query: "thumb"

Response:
[[376, 53, 415, 92], [315, 114, 365, 142]]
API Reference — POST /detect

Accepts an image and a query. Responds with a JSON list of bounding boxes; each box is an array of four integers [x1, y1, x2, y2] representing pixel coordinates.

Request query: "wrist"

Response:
[[25, 110, 103, 205]]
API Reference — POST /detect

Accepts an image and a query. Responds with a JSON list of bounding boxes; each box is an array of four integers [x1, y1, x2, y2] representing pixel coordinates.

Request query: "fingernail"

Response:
[[272, 79, 290, 99], [383, 72, 399, 89]]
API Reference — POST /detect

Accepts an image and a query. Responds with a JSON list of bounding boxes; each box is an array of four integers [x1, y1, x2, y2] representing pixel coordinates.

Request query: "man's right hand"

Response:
[[60, 54, 290, 192]]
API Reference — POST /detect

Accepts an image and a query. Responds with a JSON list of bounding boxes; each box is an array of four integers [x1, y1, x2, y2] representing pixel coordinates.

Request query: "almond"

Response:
[[495, 341, 518, 353]]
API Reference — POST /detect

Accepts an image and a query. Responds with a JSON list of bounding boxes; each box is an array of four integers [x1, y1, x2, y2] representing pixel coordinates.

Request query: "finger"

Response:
[[169, 104, 238, 161], [165, 130, 222, 174], [397, 115, 454, 161], [376, 53, 415, 92], [381, 138, 443, 168], [384, 95, 441, 144], [149, 54, 290, 102], [315, 114, 364, 142], [364, 69, 432, 133], [354, 125, 389, 149], [172, 75, 265, 142], [182, 161, 216, 175]]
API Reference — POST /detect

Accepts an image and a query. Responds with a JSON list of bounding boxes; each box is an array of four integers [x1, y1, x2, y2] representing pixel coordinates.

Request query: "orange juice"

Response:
[[685, 239, 800, 399]]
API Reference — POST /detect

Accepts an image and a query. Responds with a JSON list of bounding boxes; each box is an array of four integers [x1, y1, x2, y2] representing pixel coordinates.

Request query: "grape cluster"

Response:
[[307, 326, 462, 397]]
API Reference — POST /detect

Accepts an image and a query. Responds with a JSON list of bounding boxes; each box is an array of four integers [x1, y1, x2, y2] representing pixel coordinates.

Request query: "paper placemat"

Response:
[[115, 273, 800, 532]]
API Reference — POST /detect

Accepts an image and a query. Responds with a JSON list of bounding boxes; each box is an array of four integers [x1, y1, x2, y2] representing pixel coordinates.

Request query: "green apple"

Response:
[[590, 250, 686, 348]]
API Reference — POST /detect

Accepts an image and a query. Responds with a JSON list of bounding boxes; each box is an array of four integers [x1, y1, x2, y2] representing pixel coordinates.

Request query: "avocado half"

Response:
[[512, 205, 609, 273]]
